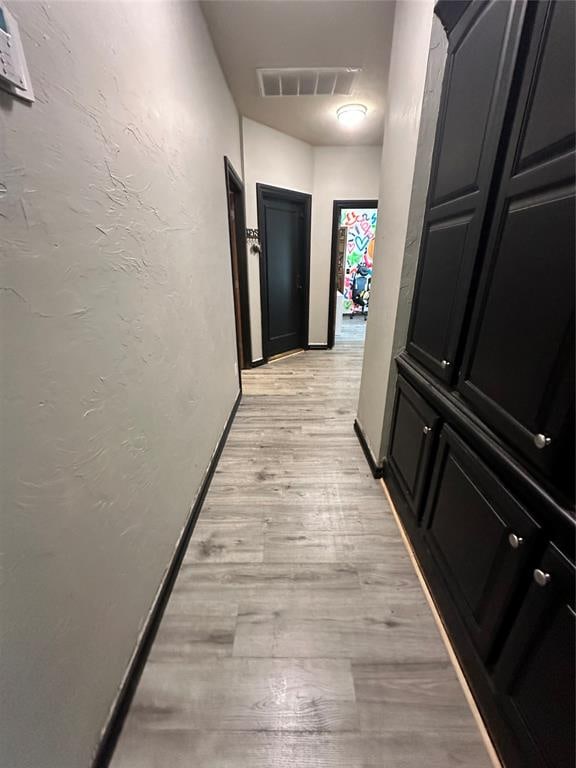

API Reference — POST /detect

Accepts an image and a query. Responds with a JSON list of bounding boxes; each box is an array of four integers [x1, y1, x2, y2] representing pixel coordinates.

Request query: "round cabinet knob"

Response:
[[508, 533, 524, 549], [533, 433, 552, 449], [533, 569, 551, 587], [423, 426, 432, 435], [441, 360, 451, 369]]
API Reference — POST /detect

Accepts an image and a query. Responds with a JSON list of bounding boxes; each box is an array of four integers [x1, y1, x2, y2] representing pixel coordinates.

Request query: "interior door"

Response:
[[227, 189, 245, 370], [224, 158, 251, 371], [259, 187, 310, 358], [458, 0, 576, 502], [406, 0, 526, 383]]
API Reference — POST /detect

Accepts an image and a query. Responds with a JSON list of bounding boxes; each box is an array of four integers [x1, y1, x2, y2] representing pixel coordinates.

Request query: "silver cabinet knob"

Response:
[[533, 569, 551, 587], [508, 533, 524, 549], [533, 433, 552, 449], [441, 360, 451, 369], [423, 426, 432, 435]]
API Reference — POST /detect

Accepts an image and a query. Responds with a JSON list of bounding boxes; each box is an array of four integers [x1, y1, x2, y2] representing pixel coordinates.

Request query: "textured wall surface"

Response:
[[380, 16, 448, 456], [0, 3, 241, 767], [310, 146, 381, 344], [356, 0, 435, 462], [241, 117, 313, 361], [241, 119, 381, 356]]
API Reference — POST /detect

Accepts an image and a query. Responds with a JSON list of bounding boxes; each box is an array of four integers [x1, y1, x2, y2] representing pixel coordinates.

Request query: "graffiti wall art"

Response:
[[340, 208, 378, 314]]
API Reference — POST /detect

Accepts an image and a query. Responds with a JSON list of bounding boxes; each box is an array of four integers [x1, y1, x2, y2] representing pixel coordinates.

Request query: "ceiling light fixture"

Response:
[[336, 103, 367, 126]]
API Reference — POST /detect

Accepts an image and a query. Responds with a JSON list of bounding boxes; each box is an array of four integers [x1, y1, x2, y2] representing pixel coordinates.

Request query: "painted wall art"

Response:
[[339, 208, 378, 314]]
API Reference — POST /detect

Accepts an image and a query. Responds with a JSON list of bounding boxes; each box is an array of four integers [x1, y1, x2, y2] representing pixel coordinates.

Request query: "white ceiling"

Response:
[[201, 0, 396, 146]]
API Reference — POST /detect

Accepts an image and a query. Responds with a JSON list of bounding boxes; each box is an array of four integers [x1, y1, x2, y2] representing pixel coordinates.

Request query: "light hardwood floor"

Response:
[[111, 321, 492, 768]]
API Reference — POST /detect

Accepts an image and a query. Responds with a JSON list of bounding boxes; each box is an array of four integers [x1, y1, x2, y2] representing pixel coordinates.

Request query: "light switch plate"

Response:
[[0, 4, 34, 102]]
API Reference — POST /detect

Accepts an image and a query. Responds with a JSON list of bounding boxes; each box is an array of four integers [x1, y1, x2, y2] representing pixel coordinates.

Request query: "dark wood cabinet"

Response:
[[494, 544, 575, 768], [388, 377, 440, 520], [385, 2, 575, 765], [459, 0, 576, 502], [407, 0, 526, 383], [423, 426, 540, 658]]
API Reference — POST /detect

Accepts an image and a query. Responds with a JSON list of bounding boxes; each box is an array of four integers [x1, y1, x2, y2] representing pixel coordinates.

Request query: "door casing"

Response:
[[328, 199, 378, 348], [224, 157, 251, 378]]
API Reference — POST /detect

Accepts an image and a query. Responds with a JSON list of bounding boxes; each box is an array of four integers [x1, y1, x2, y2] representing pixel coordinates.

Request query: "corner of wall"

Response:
[[241, 127, 384, 357], [379, 14, 449, 459], [356, 0, 436, 465]]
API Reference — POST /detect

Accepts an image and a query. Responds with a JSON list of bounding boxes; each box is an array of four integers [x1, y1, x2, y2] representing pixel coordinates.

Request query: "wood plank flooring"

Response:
[[111, 321, 492, 768]]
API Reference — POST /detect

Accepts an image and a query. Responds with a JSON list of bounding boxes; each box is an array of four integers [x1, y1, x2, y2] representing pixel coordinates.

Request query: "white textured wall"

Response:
[[241, 117, 313, 361], [310, 146, 381, 344], [241, 119, 380, 356], [357, 0, 435, 462], [380, 15, 448, 455], [0, 3, 241, 767]]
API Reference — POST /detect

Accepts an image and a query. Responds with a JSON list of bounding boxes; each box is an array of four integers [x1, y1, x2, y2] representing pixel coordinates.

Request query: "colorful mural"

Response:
[[340, 208, 378, 314]]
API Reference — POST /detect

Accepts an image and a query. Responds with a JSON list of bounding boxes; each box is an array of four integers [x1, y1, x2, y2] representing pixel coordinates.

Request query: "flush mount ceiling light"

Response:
[[336, 103, 367, 126]]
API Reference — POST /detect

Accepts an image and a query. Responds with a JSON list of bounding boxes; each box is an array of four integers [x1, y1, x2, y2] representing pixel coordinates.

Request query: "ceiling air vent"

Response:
[[257, 67, 361, 98]]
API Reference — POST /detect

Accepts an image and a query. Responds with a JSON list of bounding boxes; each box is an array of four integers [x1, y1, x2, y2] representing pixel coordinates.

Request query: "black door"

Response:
[[258, 185, 311, 358], [423, 426, 540, 659], [458, 0, 576, 502], [406, 1, 526, 382], [494, 543, 575, 768], [224, 158, 251, 374]]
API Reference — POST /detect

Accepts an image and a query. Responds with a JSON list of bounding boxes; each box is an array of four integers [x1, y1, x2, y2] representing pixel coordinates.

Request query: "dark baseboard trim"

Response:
[[93, 390, 242, 768], [354, 419, 384, 479], [307, 343, 329, 350], [250, 357, 267, 368]]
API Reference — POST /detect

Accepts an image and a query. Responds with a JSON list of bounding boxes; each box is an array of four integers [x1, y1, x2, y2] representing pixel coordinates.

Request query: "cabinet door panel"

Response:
[[423, 427, 539, 658], [432, 0, 511, 203], [407, 1, 526, 381], [410, 218, 471, 372], [518, 0, 575, 168], [388, 377, 440, 521], [467, 191, 574, 432], [494, 544, 575, 768], [459, 1, 576, 501]]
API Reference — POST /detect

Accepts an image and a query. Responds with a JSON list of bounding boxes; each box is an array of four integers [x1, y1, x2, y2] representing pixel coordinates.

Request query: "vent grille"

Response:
[[257, 67, 360, 97]]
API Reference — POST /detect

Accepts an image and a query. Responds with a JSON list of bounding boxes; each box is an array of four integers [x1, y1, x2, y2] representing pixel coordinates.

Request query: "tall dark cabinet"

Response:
[[386, 2, 575, 767], [407, 0, 527, 383]]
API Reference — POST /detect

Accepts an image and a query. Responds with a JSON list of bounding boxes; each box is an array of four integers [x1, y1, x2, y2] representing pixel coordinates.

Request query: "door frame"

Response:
[[328, 199, 378, 348], [224, 157, 252, 379], [256, 183, 312, 362]]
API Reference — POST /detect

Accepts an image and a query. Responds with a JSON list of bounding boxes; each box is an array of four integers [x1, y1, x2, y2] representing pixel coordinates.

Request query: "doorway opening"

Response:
[[224, 157, 251, 380], [257, 184, 312, 361], [328, 200, 378, 348]]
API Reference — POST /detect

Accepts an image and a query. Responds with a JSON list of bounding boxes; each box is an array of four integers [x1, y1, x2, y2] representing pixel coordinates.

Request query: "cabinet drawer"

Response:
[[388, 377, 440, 521], [494, 543, 575, 768], [423, 426, 540, 658]]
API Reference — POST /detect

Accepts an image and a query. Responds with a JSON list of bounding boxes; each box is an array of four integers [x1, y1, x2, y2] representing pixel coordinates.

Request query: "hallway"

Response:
[[111, 322, 492, 767]]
